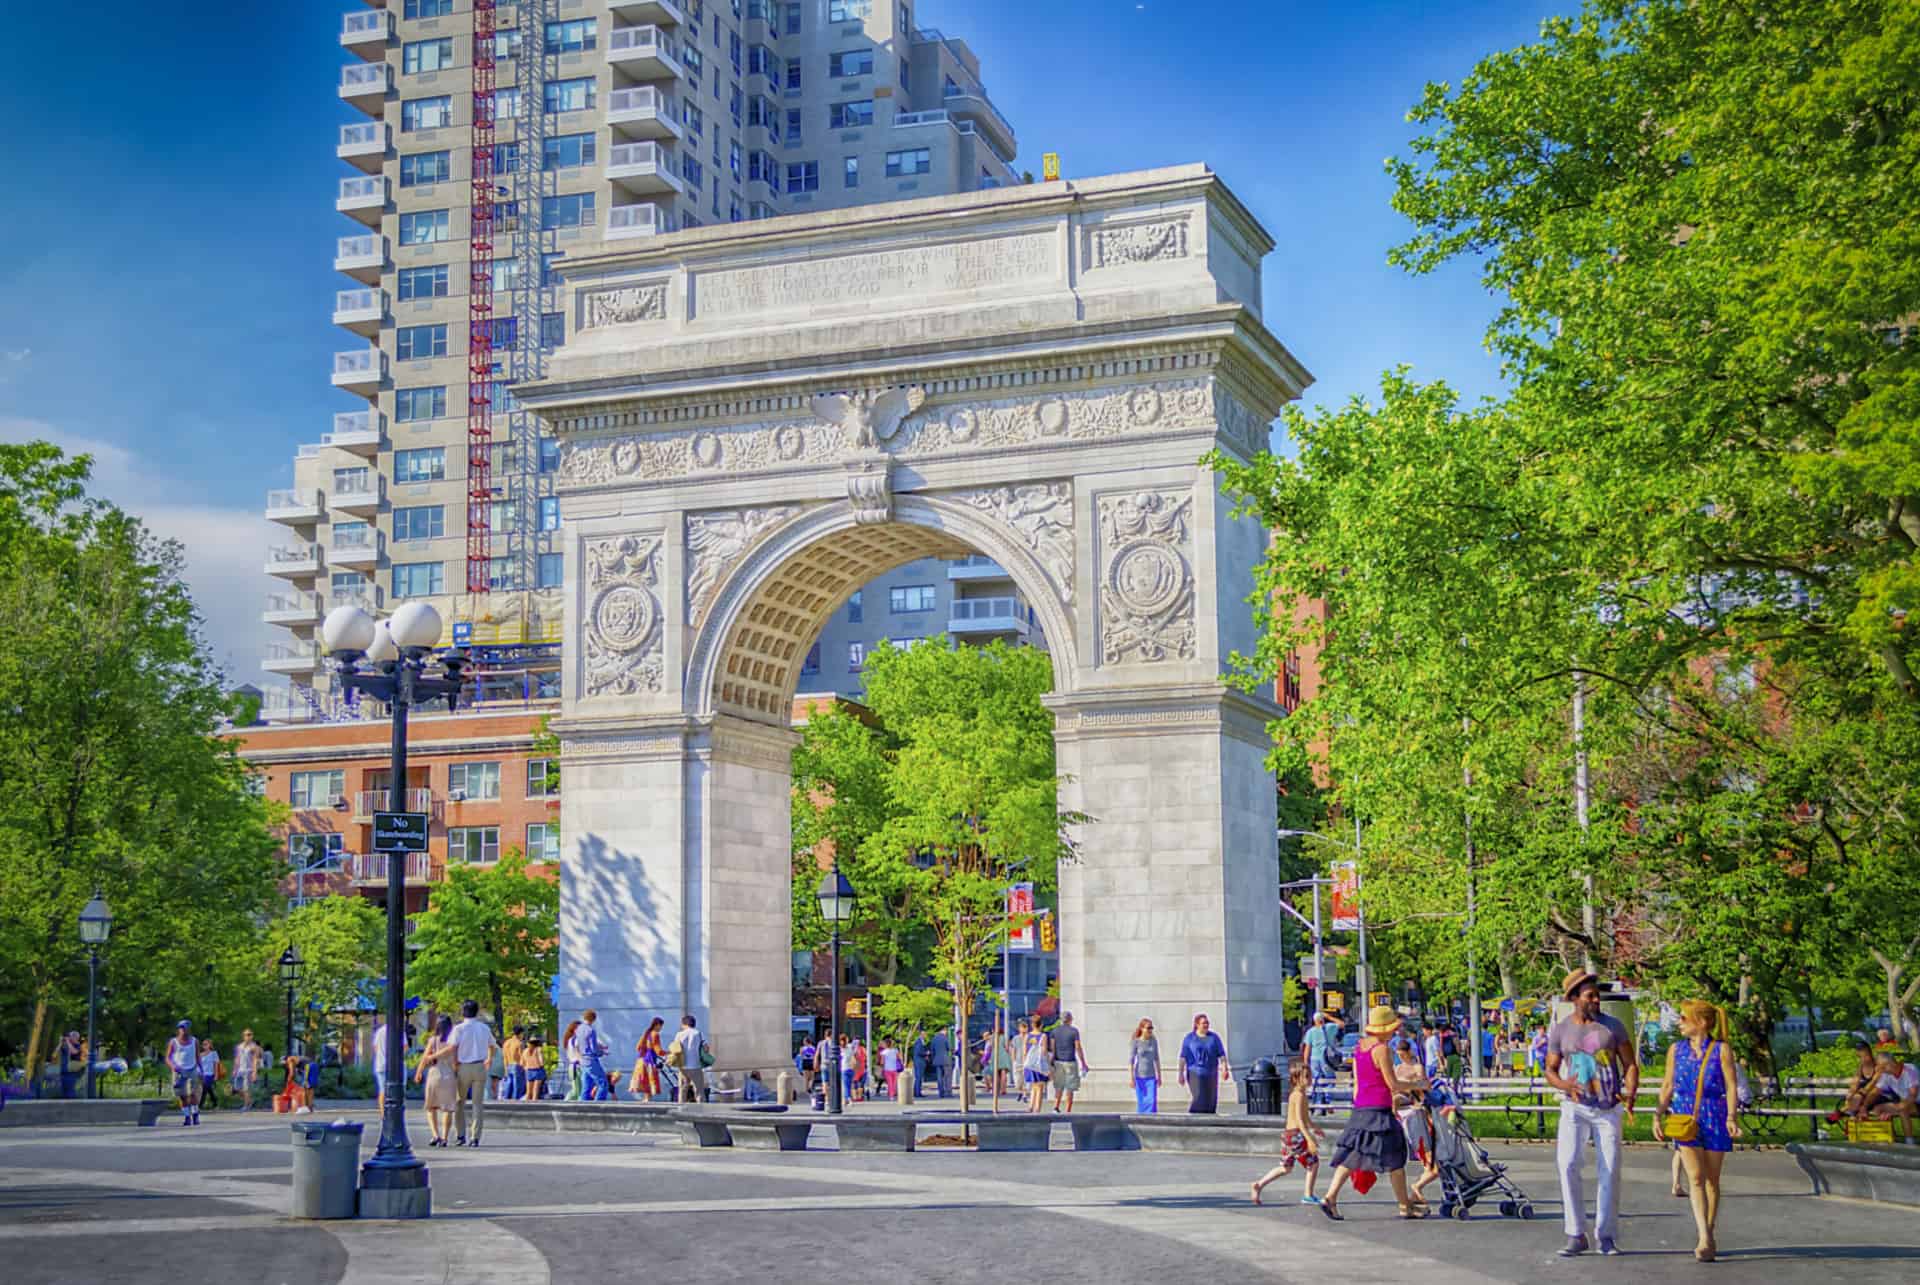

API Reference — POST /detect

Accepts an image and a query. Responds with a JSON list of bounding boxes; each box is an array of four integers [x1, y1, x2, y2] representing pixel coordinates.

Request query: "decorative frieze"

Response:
[[950, 482, 1075, 608], [580, 283, 668, 329], [582, 534, 665, 697], [685, 506, 806, 632], [1097, 489, 1196, 665], [1087, 217, 1191, 270]]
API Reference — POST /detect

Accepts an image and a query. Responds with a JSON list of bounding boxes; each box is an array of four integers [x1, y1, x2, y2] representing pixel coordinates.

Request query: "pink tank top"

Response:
[[1353, 1040, 1393, 1110]]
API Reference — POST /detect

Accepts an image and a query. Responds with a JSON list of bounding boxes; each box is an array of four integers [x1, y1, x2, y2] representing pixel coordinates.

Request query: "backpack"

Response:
[[698, 1036, 714, 1069]]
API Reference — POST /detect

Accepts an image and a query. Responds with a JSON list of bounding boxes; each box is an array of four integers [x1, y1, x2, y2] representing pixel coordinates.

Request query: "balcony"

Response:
[[336, 175, 388, 225], [606, 25, 682, 79], [263, 641, 321, 675], [606, 85, 682, 141], [609, 0, 685, 24], [331, 348, 385, 396], [266, 543, 323, 580], [329, 526, 382, 569], [262, 591, 322, 625], [340, 8, 392, 58], [606, 141, 682, 195], [949, 554, 1012, 581], [266, 488, 324, 525], [949, 595, 1031, 636], [346, 851, 437, 886], [328, 584, 384, 613], [334, 233, 386, 285], [940, 90, 1018, 162], [339, 61, 391, 115], [333, 287, 386, 337], [352, 788, 435, 820], [607, 203, 665, 241], [337, 121, 389, 172], [330, 472, 383, 516]]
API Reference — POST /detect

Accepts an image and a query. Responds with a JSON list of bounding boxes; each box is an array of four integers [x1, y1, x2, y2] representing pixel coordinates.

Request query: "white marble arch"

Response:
[[519, 165, 1312, 1084]]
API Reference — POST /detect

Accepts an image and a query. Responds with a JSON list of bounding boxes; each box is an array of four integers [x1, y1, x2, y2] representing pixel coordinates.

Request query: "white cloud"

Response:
[[0, 417, 275, 687]]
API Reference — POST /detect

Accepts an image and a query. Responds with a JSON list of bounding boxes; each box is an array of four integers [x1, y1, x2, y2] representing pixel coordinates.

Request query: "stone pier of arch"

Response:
[[516, 165, 1313, 1078]]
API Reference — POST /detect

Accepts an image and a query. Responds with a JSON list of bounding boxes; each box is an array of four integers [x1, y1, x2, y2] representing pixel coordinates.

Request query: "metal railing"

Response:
[[894, 109, 950, 128], [329, 585, 382, 611], [331, 472, 377, 499], [608, 85, 673, 116], [335, 288, 381, 314], [263, 591, 319, 615], [339, 122, 383, 149], [951, 596, 1025, 622], [332, 351, 379, 378], [267, 544, 321, 567], [609, 141, 667, 170], [264, 641, 319, 663], [266, 490, 321, 515], [332, 407, 378, 433], [353, 788, 435, 817], [340, 63, 388, 93], [346, 851, 436, 884], [336, 233, 380, 261], [608, 204, 661, 235], [331, 525, 379, 554], [342, 10, 387, 38], [609, 26, 674, 58], [338, 175, 384, 202]]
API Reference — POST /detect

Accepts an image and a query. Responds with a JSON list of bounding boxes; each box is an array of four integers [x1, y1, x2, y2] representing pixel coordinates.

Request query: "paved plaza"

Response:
[[2, 1111, 1915, 1284]]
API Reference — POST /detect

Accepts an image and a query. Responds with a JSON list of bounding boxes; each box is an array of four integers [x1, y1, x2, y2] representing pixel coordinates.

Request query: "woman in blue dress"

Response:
[[1657, 1000, 1742, 1262]]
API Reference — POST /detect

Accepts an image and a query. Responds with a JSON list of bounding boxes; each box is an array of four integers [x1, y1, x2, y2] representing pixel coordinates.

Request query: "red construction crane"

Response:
[[466, 0, 498, 594]]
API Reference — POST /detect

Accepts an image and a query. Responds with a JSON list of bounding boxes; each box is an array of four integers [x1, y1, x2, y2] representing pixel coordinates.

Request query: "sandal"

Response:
[[1319, 1200, 1344, 1222], [1398, 1203, 1425, 1219]]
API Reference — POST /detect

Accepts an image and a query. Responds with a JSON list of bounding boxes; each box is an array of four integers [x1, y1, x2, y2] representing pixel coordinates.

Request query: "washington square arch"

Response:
[[515, 165, 1312, 1077]]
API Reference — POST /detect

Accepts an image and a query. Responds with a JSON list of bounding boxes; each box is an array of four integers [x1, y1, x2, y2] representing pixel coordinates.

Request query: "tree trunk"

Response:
[[489, 970, 505, 1036], [1869, 949, 1916, 1049], [24, 996, 49, 1089]]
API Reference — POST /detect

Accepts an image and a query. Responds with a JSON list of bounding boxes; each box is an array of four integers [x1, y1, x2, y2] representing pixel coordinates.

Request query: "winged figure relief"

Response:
[[809, 386, 926, 449]]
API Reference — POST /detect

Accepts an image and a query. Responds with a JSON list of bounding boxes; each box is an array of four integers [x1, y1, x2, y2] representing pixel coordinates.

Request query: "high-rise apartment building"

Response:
[[264, 0, 1018, 721]]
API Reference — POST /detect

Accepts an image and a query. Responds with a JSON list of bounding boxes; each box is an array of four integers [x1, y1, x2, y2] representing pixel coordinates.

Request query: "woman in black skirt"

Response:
[[1320, 1006, 1422, 1220]]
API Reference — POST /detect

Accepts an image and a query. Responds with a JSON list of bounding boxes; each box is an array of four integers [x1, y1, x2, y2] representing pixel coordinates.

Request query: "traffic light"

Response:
[[845, 996, 866, 1018], [1368, 990, 1390, 1011], [1038, 911, 1056, 953]]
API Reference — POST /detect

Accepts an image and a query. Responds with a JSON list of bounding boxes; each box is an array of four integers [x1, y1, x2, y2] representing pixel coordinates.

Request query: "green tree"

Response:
[[407, 848, 559, 1033], [868, 984, 954, 1051], [272, 895, 385, 1049]]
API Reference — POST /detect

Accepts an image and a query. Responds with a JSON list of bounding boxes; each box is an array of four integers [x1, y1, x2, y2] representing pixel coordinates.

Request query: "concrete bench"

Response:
[[0, 1099, 170, 1128], [1068, 1115, 1138, 1151], [830, 1118, 919, 1152], [1121, 1114, 1298, 1156], [1789, 1142, 1920, 1207], [484, 1101, 680, 1137], [725, 1119, 814, 1151]]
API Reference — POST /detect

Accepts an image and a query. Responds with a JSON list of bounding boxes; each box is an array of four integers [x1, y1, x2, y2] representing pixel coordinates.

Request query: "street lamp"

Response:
[[323, 601, 466, 1220], [77, 893, 112, 1100], [815, 867, 857, 1115], [279, 944, 303, 1090]]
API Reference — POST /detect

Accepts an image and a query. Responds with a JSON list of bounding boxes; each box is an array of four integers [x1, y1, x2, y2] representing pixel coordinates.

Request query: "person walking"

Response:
[[1178, 1013, 1231, 1114], [449, 1000, 497, 1147], [911, 1029, 933, 1095], [1657, 999, 1741, 1263], [930, 1026, 953, 1099], [1048, 1012, 1091, 1112], [521, 1035, 548, 1100], [574, 1010, 611, 1101], [559, 1019, 582, 1101], [1020, 1019, 1053, 1112], [371, 1018, 391, 1111], [415, 1015, 458, 1146], [1129, 1018, 1162, 1114], [1546, 969, 1639, 1257], [879, 1038, 903, 1100], [1302, 1011, 1337, 1112], [987, 1020, 1015, 1098], [671, 1015, 709, 1103], [630, 1017, 666, 1100], [166, 1021, 202, 1127], [500, 1026, 524, 1103], [197, 1038, 223, 1112], [1317, 1006, 1420, 1221], [57, 1032, 83, 1100], [1252, 1062, 1325, 1206], [232, 1031, 262, 1111]]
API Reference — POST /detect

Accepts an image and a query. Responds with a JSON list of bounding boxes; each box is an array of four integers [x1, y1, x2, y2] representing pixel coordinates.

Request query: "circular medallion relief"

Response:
[[774, 424, 806, 461], [1109, 541, 1187, 616], [1128, 388, 1164, 425], [948, 408, 978, 443], [612, 441, 642, 474], [691, 432, 723, 469], [1179, 386, 1209, 418], [590, 584, 657, 651], [1037, 398, 1069, 436]]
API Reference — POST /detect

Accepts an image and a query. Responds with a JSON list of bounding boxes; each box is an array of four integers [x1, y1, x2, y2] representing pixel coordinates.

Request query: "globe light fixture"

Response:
[[367, 620, 399, 665], [388, 601, 443, 651], [321, 604, 378, 655]]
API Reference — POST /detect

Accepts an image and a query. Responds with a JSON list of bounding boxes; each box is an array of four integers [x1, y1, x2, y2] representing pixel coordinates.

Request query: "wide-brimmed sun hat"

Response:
[[1364, 1005, 1402, 1037], [1560, 968, 1600, 999]]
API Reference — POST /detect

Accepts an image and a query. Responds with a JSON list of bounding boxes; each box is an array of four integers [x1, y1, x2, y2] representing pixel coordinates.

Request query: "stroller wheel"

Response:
[[1498, 1200, 1516, 1217], [1450, 1203, 1470, 1220], [1518, 1202, 1536, 1220]]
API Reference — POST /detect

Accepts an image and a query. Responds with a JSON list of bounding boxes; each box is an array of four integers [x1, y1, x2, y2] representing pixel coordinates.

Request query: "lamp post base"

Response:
[[358, 1162, 431, 1220]]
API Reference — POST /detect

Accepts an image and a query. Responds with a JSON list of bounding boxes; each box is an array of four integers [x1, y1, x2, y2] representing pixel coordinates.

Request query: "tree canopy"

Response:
[[407, 847, 559, 1034]]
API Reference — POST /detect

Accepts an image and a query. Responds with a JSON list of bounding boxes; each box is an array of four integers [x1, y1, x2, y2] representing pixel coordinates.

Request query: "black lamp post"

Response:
[[815, 867, 857, 1115], [322, 600, 466, 1220], [78, 893, 112, 1100], [279, 944, 303, 1090]]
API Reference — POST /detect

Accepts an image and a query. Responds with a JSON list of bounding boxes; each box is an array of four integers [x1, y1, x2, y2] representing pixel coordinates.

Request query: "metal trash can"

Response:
[[290, 1120, 364, 1219], [1244, 1058, 1284, 1115]]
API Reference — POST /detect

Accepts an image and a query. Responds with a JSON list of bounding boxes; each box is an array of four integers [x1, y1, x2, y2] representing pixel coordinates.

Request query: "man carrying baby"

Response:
[[1545, 969, 1638, 1258]]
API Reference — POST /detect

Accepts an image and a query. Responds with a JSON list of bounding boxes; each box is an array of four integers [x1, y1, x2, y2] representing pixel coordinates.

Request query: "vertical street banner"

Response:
[[1006, 882, 1036, 952], [1330, 861, 1361, 931]]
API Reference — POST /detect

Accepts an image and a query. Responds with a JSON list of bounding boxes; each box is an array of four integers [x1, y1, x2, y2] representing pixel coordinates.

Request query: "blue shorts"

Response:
[[173, 1073, 201, 1097]]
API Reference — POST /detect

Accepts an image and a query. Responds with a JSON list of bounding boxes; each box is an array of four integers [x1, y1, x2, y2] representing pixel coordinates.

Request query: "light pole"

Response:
[[1279, 828, 1370, 1006], [78, 893, 112, 1100], [322, 600, 468, 1221], [279, 945, 303, 1090], [816, 867, 857, 1115]]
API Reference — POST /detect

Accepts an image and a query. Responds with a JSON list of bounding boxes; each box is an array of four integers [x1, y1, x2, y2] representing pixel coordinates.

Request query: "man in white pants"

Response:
[[1545, 969, 1639, 1257]]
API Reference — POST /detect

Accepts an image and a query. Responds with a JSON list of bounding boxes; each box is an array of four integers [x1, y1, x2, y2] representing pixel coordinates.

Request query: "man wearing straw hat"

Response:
[[1545, 969, 1639, 1257]]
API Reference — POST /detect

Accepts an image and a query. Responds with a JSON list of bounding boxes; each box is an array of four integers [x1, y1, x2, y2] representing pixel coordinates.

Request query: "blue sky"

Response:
[[0, 0, 1558, 680]]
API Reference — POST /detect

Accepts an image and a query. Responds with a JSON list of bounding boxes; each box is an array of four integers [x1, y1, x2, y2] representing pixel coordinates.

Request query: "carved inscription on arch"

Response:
[[694, 233, 1054, 321]]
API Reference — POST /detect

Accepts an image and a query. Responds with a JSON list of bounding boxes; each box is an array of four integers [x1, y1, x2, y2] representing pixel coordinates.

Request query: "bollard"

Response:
[[776, 1070, 797, 1105], [898, 1065, 917, 1105]]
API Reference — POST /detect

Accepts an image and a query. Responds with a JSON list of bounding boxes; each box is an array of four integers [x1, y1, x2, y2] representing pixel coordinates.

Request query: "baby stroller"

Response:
[[1431, 1106, 1537, 1220]]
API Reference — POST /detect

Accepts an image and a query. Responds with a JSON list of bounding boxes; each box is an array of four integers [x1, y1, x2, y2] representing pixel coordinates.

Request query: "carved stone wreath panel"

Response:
[[582, 533, 666, 697], [685, 505, 807, 635], [1097, 489, 1197, 665]]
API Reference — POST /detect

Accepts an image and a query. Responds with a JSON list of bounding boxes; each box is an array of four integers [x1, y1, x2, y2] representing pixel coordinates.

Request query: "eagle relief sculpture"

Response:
[[809, 386, 925, 451]]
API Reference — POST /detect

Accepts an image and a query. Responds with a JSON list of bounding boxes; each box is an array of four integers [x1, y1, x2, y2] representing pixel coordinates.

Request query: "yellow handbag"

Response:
[[1661, 1039, 1714, 1143]]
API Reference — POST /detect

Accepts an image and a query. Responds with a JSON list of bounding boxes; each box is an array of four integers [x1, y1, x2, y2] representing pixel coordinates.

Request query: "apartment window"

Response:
[[540, 252, 563, 287], [537, 496, 560, 531], [398, 209, 450, 245], [329, 567, 370, 596], [396, 263, 448, 300], [495, 86, 522, 117], [543, 18, 597, 52], [393, 446, 446, 482], [488, 499, 518, 533], [749, 45, 775, 77], [526, 758, 559, 799], [486, 379, 519, 414], [729, 197, 744, 223], [487, 556, 518, 590], [749, 151, 778, 187], [541, 312, 566, 346], [401, 96, 454, 132], [543, 77, 596, 114], [786, 108, 802, 141], [492, 258, 520, 293], [848, 641, 866, 670], [885, 147, 930, 177], [830, 99, 874, 129], [730, 84, 744, 124], [786, 61, 802, 93], [490, 316, 518, 347], [396, 323, 448, 360], [449, 761, 501, 801], [492, 27, 524, 60], [829, 0, 872, 20], [399, 151, 452, 187], [683, 101, 705, 137], [537, 552, 564, 587], [391, 561, 444, 598], [729, 32, 742, 72], [786, 2, 802, 34], [289, 770, 345, 810], [403, 38, 455, 74], [844, 155, 859, 187], [683, 154, 705, 189], [748, 95, 779, 130], [538, 437, 560, 473], [526, 822, 561, 862], [404, 0, 453, 17], [786, 160, 819, 191], [288, 832, 344, 867], [447, 826, 500, 865], [543, 133, 596, 170], [333, 466, 370, 497], [846, 589, 863, 622], [394, 386, 446, 422], [392, 504, 445, 541], [899, 60, 909, 91], [492, 140, 521, 173], [829, 50, 874, 77], [729, 141, 742, 177], [541, 192, 596, 229], [890, 584, 936, 613], [684, 45, 704, 77], [800, 642, 821, 675]]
